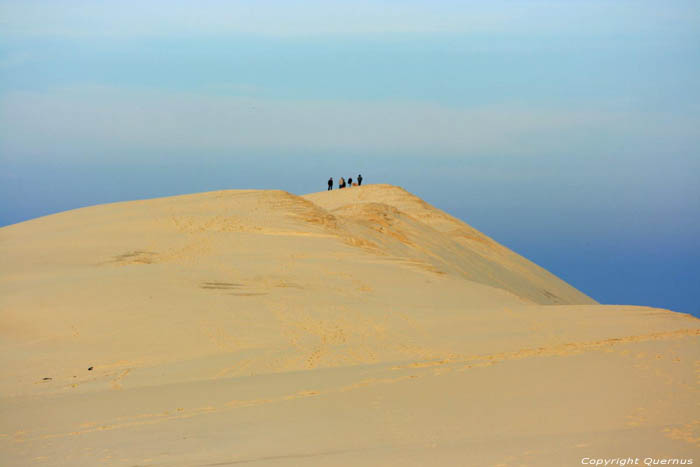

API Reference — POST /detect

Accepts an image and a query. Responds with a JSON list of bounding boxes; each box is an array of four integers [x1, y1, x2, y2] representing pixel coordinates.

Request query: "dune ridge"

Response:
[[1, 184, 697, 466]]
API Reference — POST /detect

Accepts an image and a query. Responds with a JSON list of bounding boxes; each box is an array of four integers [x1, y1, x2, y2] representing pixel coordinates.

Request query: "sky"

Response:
[[1, 0, 699, 316]]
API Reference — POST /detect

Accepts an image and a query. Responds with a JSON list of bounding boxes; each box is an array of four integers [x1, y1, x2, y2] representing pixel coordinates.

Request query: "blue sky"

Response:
[[1, 0, 699, 315]]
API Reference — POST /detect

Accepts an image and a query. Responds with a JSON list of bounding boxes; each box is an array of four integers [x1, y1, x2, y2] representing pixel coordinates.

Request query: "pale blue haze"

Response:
[[1, 1, 699, 315]]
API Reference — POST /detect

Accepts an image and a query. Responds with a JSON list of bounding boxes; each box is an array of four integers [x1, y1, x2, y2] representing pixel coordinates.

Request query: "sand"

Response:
[[0, 184, 697, 466]]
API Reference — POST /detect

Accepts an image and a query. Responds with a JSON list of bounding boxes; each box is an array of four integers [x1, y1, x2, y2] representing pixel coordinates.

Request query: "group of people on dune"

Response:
[[327, 174, 362, 190]]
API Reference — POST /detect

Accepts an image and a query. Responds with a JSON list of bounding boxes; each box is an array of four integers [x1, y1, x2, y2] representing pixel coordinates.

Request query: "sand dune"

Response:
[[1, 184, 697, 466]]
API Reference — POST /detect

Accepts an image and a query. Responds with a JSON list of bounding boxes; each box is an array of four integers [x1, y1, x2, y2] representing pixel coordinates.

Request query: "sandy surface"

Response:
[[1, 184, 697, 466]]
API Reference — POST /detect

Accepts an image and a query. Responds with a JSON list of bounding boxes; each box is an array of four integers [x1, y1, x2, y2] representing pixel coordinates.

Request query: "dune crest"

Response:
[[1, 185, 697, 466]]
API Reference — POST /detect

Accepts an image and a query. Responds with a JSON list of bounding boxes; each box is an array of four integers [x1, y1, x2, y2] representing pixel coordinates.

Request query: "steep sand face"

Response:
[[0, 185, 698, 466], [305, 184, 597, 305]]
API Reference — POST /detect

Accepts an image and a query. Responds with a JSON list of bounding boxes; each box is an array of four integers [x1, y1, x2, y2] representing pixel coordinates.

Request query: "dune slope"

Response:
[[0, 185, 697, 466]]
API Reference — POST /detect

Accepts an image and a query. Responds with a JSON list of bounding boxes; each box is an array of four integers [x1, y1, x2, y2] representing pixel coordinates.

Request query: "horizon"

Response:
[[1, 0, 699, 317]]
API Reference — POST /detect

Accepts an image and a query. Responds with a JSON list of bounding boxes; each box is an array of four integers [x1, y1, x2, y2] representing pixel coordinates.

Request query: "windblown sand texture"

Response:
[[1, 184, 698, 466]]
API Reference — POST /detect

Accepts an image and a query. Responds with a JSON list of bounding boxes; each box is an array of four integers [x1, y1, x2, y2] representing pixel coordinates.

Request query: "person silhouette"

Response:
[[328, 177, 333, 191], [348, 177, 353, 187], [339, 177, 346, 189], [357, 174, 363, 186]]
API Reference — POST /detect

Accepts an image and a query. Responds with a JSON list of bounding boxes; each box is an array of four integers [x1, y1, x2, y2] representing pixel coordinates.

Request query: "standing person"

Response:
[[348, 177, 353, 187], [339, 177, 346, 189], [328, 177, 333, 191], [357, 174, 363, 186]]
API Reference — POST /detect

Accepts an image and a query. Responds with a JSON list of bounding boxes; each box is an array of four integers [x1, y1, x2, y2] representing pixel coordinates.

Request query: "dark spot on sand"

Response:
[[111, 250, 158, 264]]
